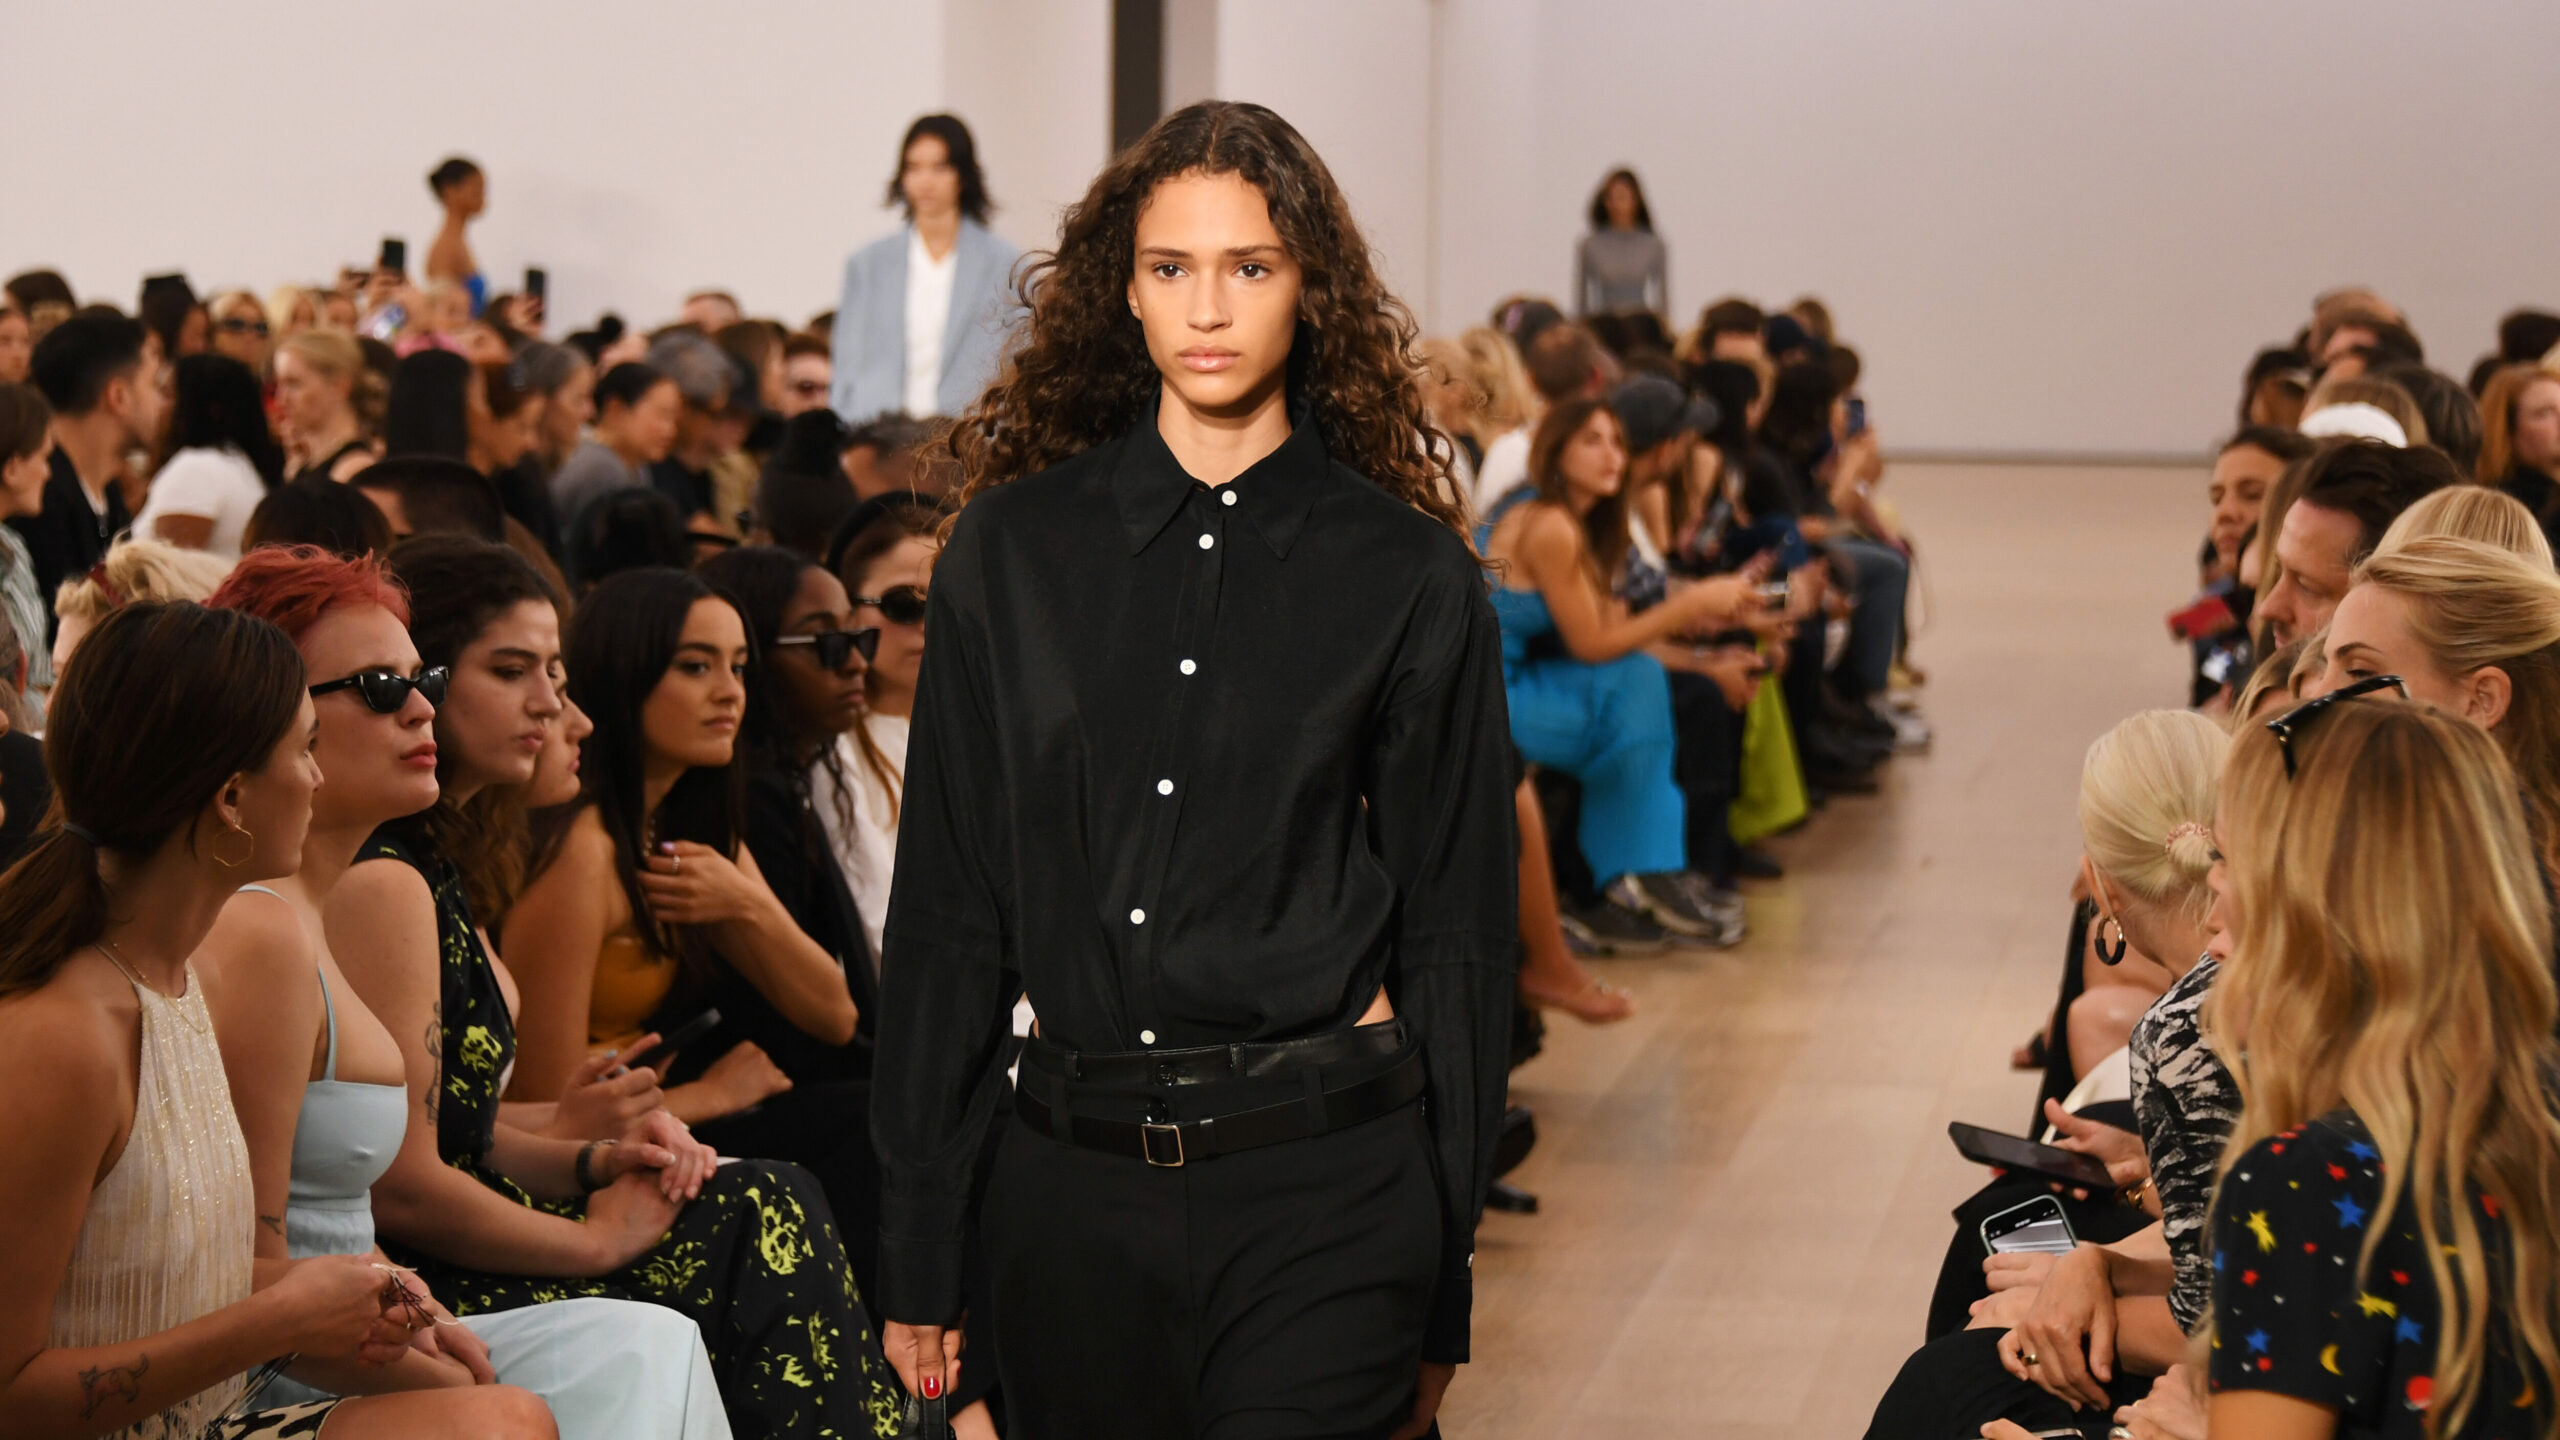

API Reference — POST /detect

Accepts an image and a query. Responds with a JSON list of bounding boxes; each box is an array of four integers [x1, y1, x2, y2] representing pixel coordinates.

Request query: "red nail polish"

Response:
[[921, 1374, 941, 1399]]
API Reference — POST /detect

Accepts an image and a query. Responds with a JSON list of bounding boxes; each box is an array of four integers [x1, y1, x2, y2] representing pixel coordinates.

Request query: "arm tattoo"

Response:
[[422, 998, 444, 1126], [257, 1213, 286, 1237], [76, 1354, 148, 1419]]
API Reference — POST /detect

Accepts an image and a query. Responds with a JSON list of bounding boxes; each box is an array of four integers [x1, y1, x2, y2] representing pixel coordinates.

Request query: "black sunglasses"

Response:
[[217, 316, 269, 337], [770, 628, 881, 671], [853, 585, 928, 627], [310, 666, 451, 714], [2265, 673, 2407, 777]]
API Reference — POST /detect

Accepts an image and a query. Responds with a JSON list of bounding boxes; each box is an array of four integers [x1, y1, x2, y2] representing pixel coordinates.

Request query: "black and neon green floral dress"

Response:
[[363, 822, 904, 1440]]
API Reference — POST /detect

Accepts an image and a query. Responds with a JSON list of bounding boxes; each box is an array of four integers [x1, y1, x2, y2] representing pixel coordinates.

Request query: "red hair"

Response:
[[207, 545, 410, 642]]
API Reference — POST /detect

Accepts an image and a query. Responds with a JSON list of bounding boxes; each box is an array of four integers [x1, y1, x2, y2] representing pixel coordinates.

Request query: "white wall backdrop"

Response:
[[8, 1, 2558, 455]]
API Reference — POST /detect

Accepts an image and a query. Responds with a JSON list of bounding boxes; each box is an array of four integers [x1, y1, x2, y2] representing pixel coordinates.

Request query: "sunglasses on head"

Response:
[[854, 585, 928, 627], [310, 666, 451, 714], [770, 628, 881, 671], [2265, 673, 2407, 777]]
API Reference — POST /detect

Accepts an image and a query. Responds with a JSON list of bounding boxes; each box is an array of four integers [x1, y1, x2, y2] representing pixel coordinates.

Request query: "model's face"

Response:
[[772, 566, 868, 741], [0, 310, 29, 383], [1604, 178, 1638, 228], [301, 604, 442, 830], [782, 353, 831, 418], [528, 695, 593, 809], [273, 348, 352, 434], [853, 535, 935, 704], [643, 598, 748, 772], [1, 447, 46, 520], [2206, 443, 2282, 568], [2514, 378, 2560, 474], [901, 134, 961, 222], [447, 173, 487, 217], [1129, 170, 1302, 424], [2256, 500, 2362, 647], [228, 694, 323, 880], [1557, 410, 1627, 503], [437, 599, 564, 794]]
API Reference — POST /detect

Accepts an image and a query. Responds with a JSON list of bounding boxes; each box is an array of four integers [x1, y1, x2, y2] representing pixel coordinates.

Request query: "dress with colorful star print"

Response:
[[2210, 1110, 2540, 1436]]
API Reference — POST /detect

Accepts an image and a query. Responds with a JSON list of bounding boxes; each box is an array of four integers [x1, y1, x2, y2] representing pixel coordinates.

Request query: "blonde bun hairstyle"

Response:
[[2078, 709, 2230, 924]]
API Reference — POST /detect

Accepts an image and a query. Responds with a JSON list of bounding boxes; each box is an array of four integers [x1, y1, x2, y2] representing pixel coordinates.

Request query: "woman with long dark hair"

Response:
[[135, 351, 285, 558], [1577, 166, 1666, 317], [323, 538, 901, 1440], [879, 100, 1515, 1439], [0, 600, 556, 1439], [380, 350, 481, 463]]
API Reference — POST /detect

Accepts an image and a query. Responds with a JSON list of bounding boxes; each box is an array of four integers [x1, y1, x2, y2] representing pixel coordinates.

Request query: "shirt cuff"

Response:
[[875, 1231, 967, 1328], [1420, 1262, 1474, 1365]]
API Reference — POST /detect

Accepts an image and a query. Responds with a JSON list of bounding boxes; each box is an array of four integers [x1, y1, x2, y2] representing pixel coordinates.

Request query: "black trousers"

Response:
[[1864, 1327, 2146, 1440], [1667, 669, 1745, 883], [984, 1048, 1443, 1439], [1924, 1176, 2157, 1340]]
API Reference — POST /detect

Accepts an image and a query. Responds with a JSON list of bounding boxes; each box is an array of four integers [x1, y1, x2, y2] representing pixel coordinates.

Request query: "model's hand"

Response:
[[1387, 1362, 1456, 1440], [884, 1320, 964, 1400]]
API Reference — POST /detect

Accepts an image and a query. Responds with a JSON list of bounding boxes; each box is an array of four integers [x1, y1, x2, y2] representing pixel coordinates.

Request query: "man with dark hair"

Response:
[[755, 410, 860, 559], [1698, 297, 1767, 362], [780, 334, 833, 418], [11, 313, 161, 639], [1524, 322, 1610, 407], [354, 456, 506, 544], [2371, 364, 2484, 475], [842, 411, 934, 501], [2255, 440, 2460, 646]]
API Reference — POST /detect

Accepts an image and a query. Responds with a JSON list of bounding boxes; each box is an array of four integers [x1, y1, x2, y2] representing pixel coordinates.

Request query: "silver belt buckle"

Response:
[[1141, 1121, 1186, 1167]]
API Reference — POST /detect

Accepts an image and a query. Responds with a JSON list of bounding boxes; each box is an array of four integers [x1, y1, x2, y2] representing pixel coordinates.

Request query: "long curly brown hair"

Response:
[[948, 101, 1465, 535]]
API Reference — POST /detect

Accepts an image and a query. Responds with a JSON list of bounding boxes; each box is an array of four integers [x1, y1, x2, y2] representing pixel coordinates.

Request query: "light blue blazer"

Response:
[[829, 218, 1024, 423]]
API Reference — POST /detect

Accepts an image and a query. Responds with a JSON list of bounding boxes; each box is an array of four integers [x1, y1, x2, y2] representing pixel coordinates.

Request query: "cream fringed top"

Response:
[[48, 959, 257, 1439]]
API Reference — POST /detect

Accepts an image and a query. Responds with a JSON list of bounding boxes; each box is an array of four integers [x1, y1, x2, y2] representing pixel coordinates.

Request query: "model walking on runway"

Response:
[[871, 100, 1520, 1440]]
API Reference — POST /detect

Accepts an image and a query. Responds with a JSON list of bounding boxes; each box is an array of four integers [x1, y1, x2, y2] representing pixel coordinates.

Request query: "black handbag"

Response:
[[892, 1389, 951, 1440]]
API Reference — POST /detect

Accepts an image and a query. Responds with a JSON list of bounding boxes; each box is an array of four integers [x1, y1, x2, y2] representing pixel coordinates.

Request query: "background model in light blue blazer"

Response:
[[829, 217, 1024, 422]]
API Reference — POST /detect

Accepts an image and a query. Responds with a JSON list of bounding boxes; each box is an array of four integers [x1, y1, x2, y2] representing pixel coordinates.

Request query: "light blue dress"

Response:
[[244, 887, 730, 1439]]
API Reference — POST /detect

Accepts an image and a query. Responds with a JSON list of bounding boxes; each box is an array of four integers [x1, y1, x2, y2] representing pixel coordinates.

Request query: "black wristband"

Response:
[[576, 1139, 615, 1191]]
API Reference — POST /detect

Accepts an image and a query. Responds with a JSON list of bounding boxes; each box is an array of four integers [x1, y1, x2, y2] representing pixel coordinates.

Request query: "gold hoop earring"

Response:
[[212, 823, 256, 869], [2094, 915, 2128, 966]]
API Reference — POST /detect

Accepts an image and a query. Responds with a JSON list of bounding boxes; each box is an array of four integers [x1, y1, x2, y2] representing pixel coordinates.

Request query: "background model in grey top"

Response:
[[2126, 955, 2239, 1333], [1577, 227, 1668, 316]]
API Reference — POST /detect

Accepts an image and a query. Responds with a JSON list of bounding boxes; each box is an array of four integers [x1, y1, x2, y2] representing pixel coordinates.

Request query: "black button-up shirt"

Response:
[[872, 401, 1520, 1362]]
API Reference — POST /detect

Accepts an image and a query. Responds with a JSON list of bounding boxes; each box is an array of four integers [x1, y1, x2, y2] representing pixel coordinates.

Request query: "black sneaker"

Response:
[[1558, 898, 1676, 956], [1607, 873, 1749, 948], [1733, 846, 1785, 880]]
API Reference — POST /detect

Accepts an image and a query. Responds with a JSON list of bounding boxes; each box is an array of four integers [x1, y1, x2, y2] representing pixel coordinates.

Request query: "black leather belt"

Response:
[[1015, 1046, 1425, 1168], [1023, 1019, 1409, 1087]]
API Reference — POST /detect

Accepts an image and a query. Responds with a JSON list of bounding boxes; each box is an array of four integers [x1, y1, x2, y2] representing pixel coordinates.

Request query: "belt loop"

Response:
[[1046, 1068, 1076, 1143], [1063, 1049, 1082, 1081], [1300, 1064, 1328, 1134]]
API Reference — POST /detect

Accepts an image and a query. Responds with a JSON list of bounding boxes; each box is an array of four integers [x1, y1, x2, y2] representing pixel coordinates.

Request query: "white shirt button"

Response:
[[1157, 779, 1174, 795], [1198, 533, 1215, 550], [1129, 908, 1146, 925], [1140, 1029, 1157, 1045], [1221, 490, 1238, 507], [1179, 658, 1197, 675]]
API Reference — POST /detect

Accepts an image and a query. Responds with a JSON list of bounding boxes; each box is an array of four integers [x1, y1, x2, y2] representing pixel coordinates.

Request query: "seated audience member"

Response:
[[841, 412, 934, 502], [2181, 427, 2313, 706], [206, 289, 272, 373], [779, 333, 832, 418], [516, 342, 596, 483], [1696, 297, 1768, 362], [141, 273, 208, 361], [2313, 308, 2424, 382], [755, 410, 861, 559], [713, 320, 789, 421], [2371, 362, 2483, 474], [2205, 699, 2560, 1435], [354, 456, 507, 545], [551, 361, 680, 527], [276, 329, 384, 484], [0, 302, 30, 384], [12, 312, 158, 635], [1415, 336, 1487, 502], [565, 487, 692, 594], [2475, 362, 2560, 555], [50, 535, 233, 676], [0, 599, 46, 865], [2372, 483, 2553, 566], [2297, 372, 2427, 448], [381, 349, 481, 463], [328, 536, 899, 1437], [2495, 308, 2560, 370], [245, 474, 397, 557], [0, 382, 56, 699], [134, 352, 285, 559], [824, 495, 943, 960], [1456, 326, 1538, 514], [2317, 537, 2560, 891], [1480, 395, 1769, 945], [0, 599, 556, 1439], [201, 547, 728, 1436], [473, 360, 554, 537], [267, 284, 320, 344], [2252, 440, 2460, 647], [2237, 345, 2311, 430], [681, 290, 742, 334], [642, 331, 737, 532]]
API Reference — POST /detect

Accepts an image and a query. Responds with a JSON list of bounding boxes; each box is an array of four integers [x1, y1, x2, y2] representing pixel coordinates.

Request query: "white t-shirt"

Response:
[[902, 228, 959, 418], [815, 713, 909, 968], [135, 447, 266, 560], [1472, 425, 1531, 515]]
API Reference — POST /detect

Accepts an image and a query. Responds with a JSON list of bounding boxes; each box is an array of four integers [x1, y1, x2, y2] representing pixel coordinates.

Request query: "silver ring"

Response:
[[2109, 1427, 2134, 1440], [671, 853, 681, 875]]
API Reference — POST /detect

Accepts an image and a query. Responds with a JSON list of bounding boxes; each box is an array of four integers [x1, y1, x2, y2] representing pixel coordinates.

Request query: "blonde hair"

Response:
[[2354, 536, 2560, 883], [2213, 702, 2560, 1438], [264, 285, 319, 340], [2476, 363, 2560, 487], [2374, 483, 2555, 567], [277, 327, 387, 433], [1455, 327, 1534, 442], [2228, 634, 2310, 727], [2303, 373, 2429, 448], [2078, 710, 2227, 924], [52, 538, 234, 625]]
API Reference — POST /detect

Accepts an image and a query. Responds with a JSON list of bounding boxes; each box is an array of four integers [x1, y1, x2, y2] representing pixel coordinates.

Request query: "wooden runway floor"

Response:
[[1442, 461, 2207, 1438]]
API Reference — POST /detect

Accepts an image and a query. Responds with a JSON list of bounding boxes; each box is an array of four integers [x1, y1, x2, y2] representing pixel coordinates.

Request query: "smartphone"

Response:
[[378, 236, 407, 276], [1949, 1120, 2120, 1191], [1980, 1193, 2077, 1256], [623, 1008, 722, 1074], [1755, 580, 1791, 608], [2166, 593, 2237, 642], [1844, 396, 1868, 438], [524, 266, 547, 305]]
